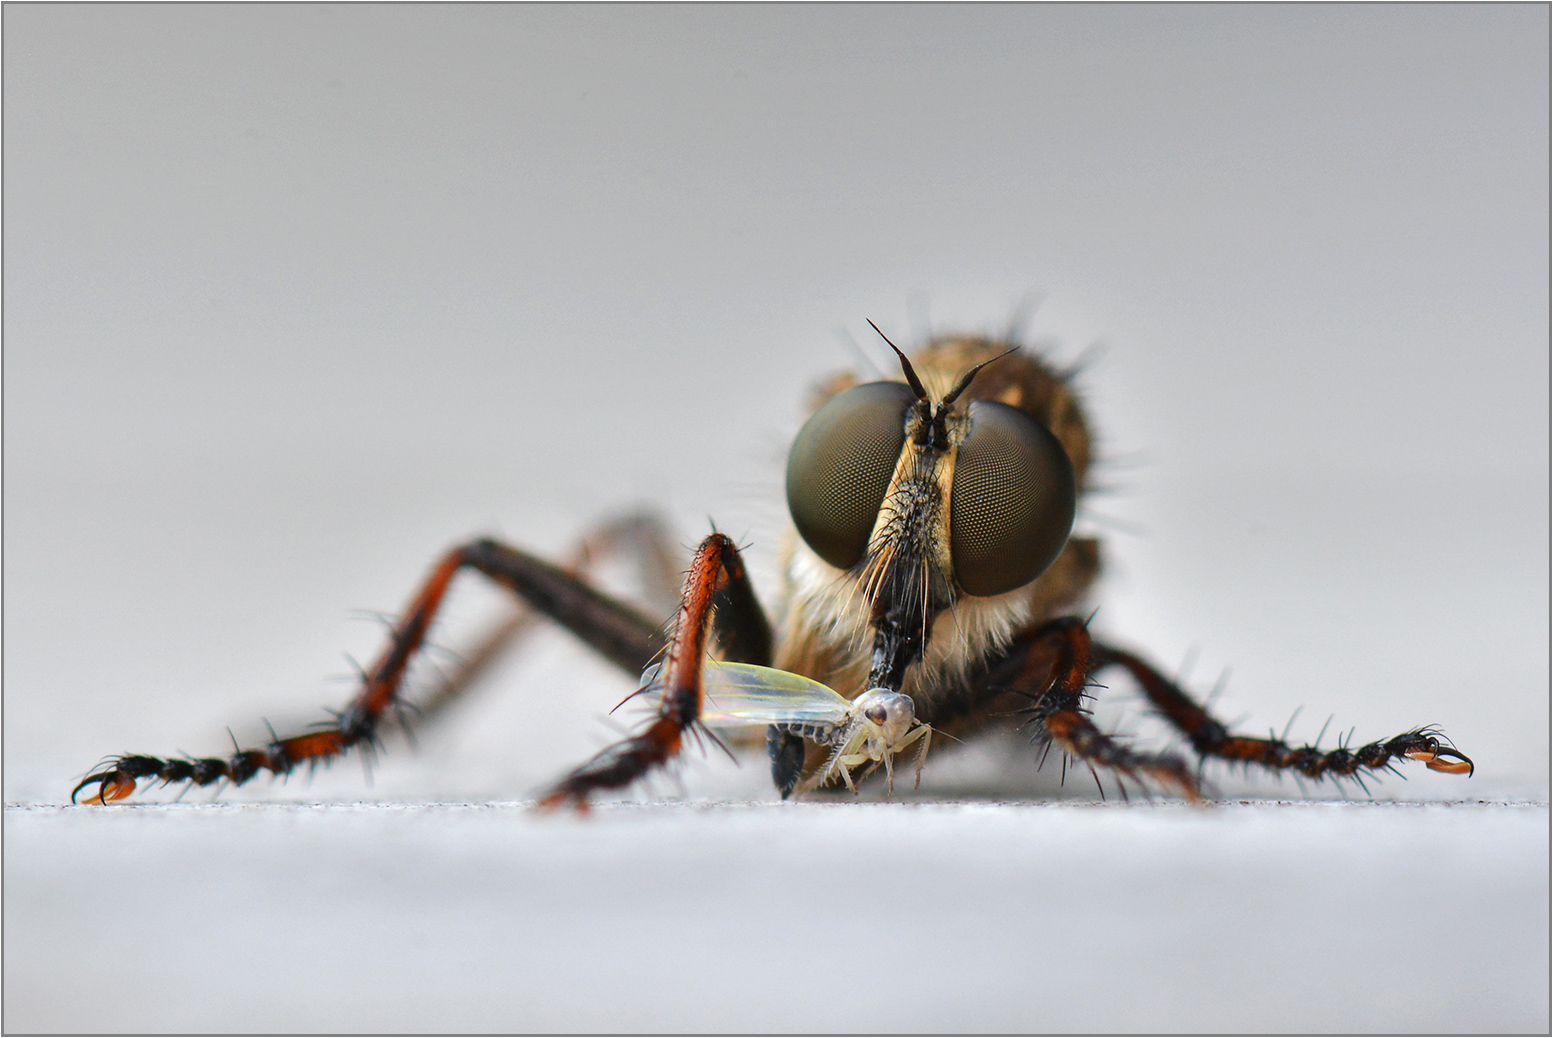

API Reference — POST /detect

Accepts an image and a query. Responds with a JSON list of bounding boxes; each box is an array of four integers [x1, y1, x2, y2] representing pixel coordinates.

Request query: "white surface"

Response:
[[5, 799, 1547, 1034], [5, 9, 1547, 1033]]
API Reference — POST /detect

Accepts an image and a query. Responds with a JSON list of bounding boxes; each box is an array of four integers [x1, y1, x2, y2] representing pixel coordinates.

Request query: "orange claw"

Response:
[[96, 776, 137, 803], [1406, 747, 1475, 776]]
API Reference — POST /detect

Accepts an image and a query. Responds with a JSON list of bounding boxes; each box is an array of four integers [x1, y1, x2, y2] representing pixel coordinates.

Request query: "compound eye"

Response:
[[855, 690, 915, 742], [786, 382, 917, 570], [950, 400, 1077, 597]]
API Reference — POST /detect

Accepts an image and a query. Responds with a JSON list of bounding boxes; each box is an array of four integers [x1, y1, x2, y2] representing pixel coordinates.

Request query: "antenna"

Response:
[[866, 319, 929, 402]]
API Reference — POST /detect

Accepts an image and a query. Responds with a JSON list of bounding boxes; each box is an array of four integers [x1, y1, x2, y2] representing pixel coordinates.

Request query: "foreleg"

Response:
[[73, 537, 667, 804], [1091, 643, 1473, 784], [538, 532, 771, 810]]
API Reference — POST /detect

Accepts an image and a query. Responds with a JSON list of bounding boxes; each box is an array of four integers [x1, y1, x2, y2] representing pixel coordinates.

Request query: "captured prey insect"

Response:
[[664, 658, 935, 795], [73, 323, 1475, 808]]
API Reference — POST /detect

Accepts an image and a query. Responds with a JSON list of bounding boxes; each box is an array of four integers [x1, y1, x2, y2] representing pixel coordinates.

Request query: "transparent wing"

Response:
[[640, 660, 853, 729], [699, 661, 855, 728]]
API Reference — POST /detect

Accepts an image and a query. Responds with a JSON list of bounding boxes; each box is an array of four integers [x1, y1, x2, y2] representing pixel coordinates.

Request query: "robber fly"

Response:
[[73, 324, 1473, 807]]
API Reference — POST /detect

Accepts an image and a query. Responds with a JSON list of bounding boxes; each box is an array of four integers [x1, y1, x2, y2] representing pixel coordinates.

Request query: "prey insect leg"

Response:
[[73, 537, 668, 804], [992, 617, 1201, 800], [1091, 643, 1474, 783], [538, 532, 771, 810]]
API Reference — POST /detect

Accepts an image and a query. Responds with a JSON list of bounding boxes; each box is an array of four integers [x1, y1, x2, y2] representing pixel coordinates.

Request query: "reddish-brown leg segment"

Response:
[[537, 533, 767, 810], [992, 618, 1201, 800], [72, 537, 667, 804], [1091, 643, 1474, 784]]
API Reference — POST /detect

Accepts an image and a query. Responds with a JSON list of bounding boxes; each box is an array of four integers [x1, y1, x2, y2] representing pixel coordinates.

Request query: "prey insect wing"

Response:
[[693, 660, 855, 731]]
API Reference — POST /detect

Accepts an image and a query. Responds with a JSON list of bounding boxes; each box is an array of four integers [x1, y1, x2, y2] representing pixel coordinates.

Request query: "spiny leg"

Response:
[[990, 617, 1200, 800], [416, 511, 688, 723], [1091, 643, 1473, 785], [73, 537, 668, 804], [538, 532, 772, 810]]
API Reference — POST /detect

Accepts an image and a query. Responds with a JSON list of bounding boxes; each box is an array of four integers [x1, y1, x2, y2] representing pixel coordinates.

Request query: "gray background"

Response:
[[5, 6, 1548, 1033]]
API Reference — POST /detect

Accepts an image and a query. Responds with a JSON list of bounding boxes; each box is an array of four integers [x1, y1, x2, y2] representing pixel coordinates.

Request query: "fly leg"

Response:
[[1091, 642, 1474, 785], [73, 537, 669, 804], [767, 727, 809, 800], [990, 617, 1201, 800], [538, 532, 772, 810], [417, 511, 686, 723]]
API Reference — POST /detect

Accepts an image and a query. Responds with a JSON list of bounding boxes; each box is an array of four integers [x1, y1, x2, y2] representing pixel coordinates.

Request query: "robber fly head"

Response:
[[784, 323, 1077, 693]]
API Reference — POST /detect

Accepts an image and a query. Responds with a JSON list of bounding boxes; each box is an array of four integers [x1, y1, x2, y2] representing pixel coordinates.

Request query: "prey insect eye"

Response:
[[950, 400, 1076, 597], [786, 381, 918, 570]]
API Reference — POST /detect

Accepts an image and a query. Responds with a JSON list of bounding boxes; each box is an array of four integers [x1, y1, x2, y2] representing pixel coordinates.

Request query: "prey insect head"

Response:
[[854, 688, 916, 746]]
